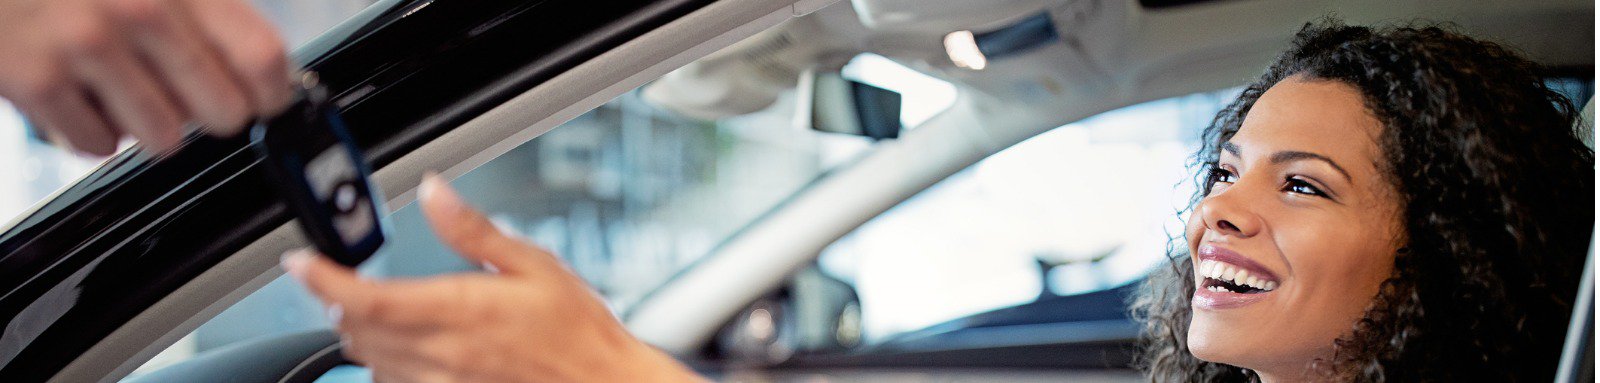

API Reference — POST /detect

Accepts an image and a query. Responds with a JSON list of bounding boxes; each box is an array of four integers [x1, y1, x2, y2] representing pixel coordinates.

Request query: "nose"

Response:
[[1197, 188, 1263, 239]]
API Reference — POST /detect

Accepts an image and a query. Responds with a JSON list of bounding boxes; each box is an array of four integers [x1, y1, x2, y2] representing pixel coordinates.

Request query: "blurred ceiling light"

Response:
[[943, 30, 987, 70]]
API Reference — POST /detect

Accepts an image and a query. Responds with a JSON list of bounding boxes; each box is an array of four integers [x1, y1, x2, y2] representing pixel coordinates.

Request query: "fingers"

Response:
[[340, 311, 493, 382], [58, 7, 186, 152], [118, 0, 253, 135], [285, 250, 451, 328], [283, 249, 479, 329], [182, 0, 292, 115], [417, 174, 551, 276], [20, 87, 119, 156], [0, 0, 289, 157]]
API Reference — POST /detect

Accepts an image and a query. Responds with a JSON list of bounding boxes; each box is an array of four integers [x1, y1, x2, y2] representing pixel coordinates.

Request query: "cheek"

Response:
[[1276, 217, 1398, 339], [1284, 213, 1399, 297]]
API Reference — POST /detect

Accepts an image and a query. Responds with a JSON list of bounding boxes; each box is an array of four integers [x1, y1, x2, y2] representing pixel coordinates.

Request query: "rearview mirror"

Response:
[[796, 69, 903, 140]]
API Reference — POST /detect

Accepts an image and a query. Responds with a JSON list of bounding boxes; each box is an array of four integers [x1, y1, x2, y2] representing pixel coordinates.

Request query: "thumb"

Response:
[[416, 173, 553, 276]]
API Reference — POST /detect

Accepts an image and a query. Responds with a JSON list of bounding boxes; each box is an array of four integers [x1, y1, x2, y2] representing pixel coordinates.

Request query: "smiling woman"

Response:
[[1187, 76, 1409, 378], [1134, 21, 1594, 382]]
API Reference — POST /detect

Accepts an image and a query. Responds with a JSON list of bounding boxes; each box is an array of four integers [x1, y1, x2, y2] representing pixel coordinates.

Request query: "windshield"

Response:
[[123, 15, 958, 376], [817, 89, 1236, 343]]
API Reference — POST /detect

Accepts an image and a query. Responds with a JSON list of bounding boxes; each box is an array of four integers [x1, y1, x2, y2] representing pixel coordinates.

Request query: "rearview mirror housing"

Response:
[[796, 69, 903, 140]]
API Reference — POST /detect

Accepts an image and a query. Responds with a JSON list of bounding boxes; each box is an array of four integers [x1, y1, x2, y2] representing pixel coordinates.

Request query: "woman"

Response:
[[1133, 22, 1594, 382], [281, 20, 1593, 383]]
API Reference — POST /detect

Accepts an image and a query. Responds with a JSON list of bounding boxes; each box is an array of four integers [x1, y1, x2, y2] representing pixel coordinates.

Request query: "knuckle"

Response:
[[523, 285, 559, 311], [13, 66, 67, 101], [338, 335, 365, 362], [235, 33, 287, 84], [452, 282, 487, 321], [140, 104, 183, 134], [436, 345, 471, 372], [200, 88, 251, 128], [57, 15, 113, 56], [356, 296, 392, 323], [105, 0, 166, 27], [448, 340, 485, 374]]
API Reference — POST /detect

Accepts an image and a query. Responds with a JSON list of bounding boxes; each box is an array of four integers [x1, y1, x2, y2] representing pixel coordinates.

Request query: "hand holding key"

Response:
[[282, 175, 708, 383], [0, 0, 293, 156]]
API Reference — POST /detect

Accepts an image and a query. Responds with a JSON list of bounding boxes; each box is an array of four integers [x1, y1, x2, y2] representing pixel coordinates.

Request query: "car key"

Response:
[[252, 72, 386, 267]]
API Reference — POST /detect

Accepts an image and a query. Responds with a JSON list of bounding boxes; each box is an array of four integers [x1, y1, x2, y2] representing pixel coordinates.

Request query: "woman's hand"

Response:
[[0, 0, 292, 156], [282, 175, 706, 383]]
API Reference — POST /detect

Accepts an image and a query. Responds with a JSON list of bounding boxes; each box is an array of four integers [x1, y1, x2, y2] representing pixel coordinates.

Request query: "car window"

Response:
[[123, 16, 957, 378], [813, 89, 1238, 344], [0, 101, 105, 226], [0, 0, 378, 230]]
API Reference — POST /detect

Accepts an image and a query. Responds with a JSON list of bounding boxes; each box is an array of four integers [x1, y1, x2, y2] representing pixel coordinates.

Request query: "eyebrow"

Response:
[[1220, 142, 1353, 182]]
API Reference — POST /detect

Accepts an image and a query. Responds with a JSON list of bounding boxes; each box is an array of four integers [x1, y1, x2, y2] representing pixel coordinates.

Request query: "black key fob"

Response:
[[251, 73, 385, 267]]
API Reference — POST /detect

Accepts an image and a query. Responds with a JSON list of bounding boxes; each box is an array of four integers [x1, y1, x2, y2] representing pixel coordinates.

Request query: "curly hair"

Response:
[[1131, 20, 1595, 382]]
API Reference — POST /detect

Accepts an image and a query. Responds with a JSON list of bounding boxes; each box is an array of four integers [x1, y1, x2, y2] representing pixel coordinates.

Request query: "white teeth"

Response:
[[1197, 259, 1278, 292]]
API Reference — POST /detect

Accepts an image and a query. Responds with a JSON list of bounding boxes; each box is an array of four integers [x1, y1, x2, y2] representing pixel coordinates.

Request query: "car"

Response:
[[0, 0, 1591, 382]]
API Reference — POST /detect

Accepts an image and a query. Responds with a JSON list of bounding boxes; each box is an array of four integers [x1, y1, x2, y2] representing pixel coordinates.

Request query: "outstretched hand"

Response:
[[0, 0, 293, 156], [282, 174, 705, 383]]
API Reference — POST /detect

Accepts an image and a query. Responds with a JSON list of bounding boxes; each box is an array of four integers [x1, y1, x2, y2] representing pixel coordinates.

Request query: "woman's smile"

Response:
[[1192, 244, 1283, 310]]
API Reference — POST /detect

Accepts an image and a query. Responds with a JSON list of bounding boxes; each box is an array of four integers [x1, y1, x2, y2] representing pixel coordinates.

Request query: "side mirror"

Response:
[[796, 69, 903, 140]]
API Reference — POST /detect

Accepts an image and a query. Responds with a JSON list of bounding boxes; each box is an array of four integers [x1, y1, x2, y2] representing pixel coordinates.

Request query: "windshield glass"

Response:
[[817, 89, 1235, 343], [124, 8, 958, 376]]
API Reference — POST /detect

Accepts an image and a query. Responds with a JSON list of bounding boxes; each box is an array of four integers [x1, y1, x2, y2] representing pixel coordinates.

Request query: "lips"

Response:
[[1191, 245, 1283, 310]]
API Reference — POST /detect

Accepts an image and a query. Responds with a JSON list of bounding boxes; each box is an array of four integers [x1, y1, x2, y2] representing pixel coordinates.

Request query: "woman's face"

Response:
[[1185, 76, 1405, 378]]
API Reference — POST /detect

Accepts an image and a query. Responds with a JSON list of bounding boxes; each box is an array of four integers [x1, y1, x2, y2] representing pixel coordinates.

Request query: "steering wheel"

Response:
[[122, 329, 356, 383]]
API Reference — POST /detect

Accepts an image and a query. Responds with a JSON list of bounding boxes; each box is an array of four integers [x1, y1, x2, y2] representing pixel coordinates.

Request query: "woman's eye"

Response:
[[1284, 178, 1327, 197], [1208, 168, 1237, 185]]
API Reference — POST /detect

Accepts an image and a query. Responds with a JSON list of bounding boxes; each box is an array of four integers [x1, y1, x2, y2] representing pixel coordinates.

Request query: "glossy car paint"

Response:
[[0, 0, 712, 379]]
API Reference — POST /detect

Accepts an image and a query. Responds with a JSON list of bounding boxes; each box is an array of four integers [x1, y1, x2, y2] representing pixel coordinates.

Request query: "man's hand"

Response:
[[282, 174, 706, 383], [0, 0, 292, 156]]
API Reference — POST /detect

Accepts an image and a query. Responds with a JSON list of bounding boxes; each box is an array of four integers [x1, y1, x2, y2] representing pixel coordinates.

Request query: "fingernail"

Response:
[[420, 173, 463, 213], [482, 261, 500, 274], [326, 304, 344, 325], [418, 172, 439, 201], [280, 249, 312, 279]]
